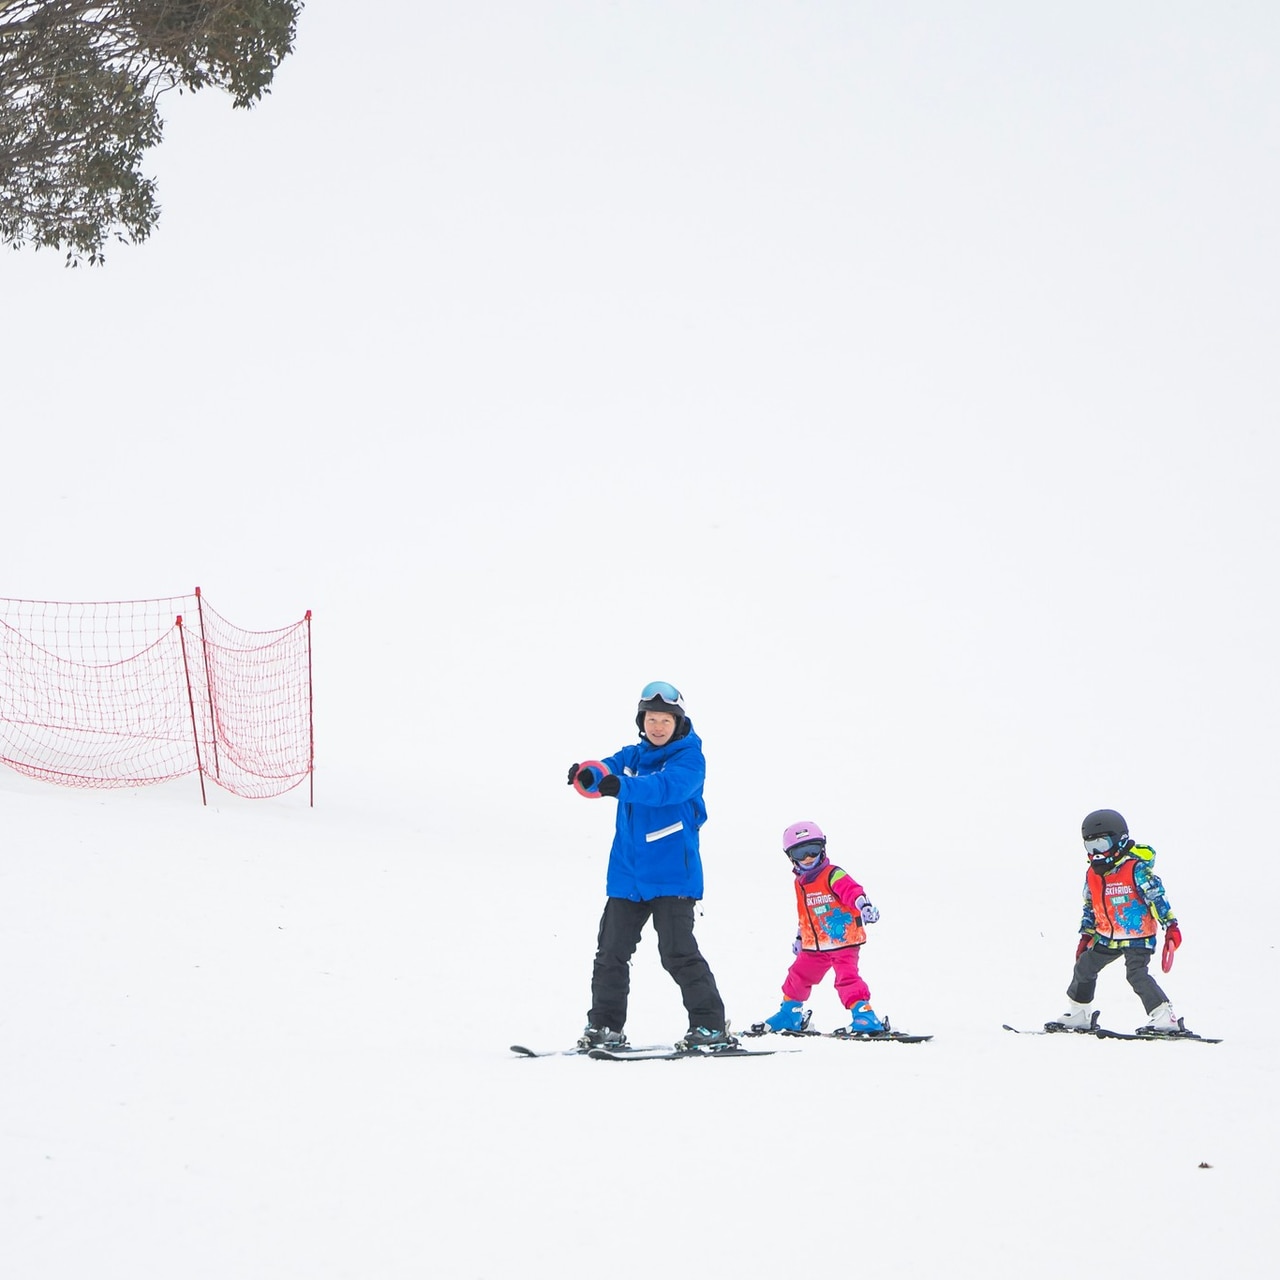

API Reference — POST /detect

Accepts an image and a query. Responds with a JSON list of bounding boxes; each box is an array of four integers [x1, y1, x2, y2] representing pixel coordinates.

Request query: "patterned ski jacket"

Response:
[[600, 721, 708, 902], [1080, 844, 1177, 951], [794, 860, 869, 951]]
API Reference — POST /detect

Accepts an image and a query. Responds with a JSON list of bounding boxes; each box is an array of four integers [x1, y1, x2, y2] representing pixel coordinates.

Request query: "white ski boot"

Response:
[[1046, 999, 1096, 1032], [1138, 1002, 1181, 1035]]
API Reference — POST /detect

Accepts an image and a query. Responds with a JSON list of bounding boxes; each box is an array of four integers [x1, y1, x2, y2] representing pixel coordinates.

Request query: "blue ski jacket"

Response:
[[600, 722, 708, 901]]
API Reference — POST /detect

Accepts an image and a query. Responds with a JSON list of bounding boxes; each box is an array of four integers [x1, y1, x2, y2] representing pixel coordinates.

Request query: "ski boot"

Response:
[[1045, 999, 1097, 1033], [847, 1000, 885, 1034], [750, 999, 811, 1035], [577, 1025, 628, 1051], [676, 1026, 739, 1052], [1136, 1002, 1183, 1036]]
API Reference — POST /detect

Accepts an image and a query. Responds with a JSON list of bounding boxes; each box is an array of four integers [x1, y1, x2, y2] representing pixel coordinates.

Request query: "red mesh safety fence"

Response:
[[0, 590, 313, 802]]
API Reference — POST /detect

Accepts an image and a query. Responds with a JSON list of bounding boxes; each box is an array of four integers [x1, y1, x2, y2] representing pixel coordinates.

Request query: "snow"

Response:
[[5, 3, 1280, 1277], [3, 768, 1276, 1277]]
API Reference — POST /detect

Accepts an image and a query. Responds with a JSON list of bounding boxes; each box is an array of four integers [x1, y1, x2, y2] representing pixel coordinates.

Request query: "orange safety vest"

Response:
[[1088, 858, 1157, 943], [795, 866, 867, 952]]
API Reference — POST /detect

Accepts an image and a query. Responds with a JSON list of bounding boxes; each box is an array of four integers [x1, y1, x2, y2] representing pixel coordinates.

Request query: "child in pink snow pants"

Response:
[[753, 820, 885, 1035]]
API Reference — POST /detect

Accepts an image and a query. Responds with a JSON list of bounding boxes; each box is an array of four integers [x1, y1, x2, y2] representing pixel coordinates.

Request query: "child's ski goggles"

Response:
[[786, 840, 826, 863], [639, 680, 684, 710], [1084, 835, 1116, 855]]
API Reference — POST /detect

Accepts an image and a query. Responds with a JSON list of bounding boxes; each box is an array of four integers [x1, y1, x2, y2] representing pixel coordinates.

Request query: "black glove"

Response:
[[598, 774, 621, 797], [567, 763, 580, 786]]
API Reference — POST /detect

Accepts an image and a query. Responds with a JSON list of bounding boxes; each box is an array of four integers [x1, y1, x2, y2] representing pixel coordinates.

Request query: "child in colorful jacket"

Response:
[[753, 821, 884, 1035], [1048, 808, 1185, 1034]]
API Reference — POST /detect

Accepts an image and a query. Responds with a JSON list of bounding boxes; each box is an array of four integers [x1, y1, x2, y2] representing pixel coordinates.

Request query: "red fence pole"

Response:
[[176, 616, 208, 806], [194, 586, 222, 783]]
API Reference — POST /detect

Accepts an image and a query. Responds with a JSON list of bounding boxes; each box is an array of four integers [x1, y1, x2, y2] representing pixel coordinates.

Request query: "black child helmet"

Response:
[[1082, 808, 1129, 872]]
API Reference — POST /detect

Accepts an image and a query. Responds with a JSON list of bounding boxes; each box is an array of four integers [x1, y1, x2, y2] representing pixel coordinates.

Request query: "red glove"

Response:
[[1075, 935, 1091, 960], [1162, 924, 1182, 973]]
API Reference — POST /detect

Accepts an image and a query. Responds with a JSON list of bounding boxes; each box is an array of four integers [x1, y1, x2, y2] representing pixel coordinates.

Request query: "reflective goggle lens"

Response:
[[787, 840, 826, 863], [640, 680, 684, 709], [1084, 835, 1114, 855]]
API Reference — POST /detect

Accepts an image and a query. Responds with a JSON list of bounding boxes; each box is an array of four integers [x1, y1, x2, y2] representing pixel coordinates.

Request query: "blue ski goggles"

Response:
[[1084, 835, 1116, 855], [639, 680, 684, 711]]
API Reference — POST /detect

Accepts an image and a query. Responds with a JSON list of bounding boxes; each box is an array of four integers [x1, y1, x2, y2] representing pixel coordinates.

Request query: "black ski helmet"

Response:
[[1082, 809, 1128, 843], [635, 680, 688, 738], [1082, 808, 1130, 873]]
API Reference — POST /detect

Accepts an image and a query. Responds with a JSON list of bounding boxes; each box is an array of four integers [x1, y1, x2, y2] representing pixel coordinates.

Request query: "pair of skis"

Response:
[[742, 1008, 932, 1044], [1002, 1013, 1220, 1043], [742, 1027, 933, 1044], [510, 1042, 787, 1061]]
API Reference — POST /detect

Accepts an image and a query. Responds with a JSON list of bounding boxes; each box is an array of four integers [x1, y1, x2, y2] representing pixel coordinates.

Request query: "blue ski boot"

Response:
[[848, 1001, 885, 1034], [754, 999, 811, 1034]]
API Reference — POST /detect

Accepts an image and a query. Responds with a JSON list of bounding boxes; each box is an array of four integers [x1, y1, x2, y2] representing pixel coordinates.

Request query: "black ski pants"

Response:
[[587, 896, 727, 1034], [1069, 943, 1169, 1014]]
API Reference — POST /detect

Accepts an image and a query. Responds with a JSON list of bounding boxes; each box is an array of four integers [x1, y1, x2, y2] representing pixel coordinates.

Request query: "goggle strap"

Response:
[[639, 681, 685, 710]]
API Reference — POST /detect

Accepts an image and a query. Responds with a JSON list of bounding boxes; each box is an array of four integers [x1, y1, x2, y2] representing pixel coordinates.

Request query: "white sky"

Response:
[[7, 3, 1278, 831]]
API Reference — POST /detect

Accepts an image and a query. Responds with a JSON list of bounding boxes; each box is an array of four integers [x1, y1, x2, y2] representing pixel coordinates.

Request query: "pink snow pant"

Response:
[[782, 947, 870, 1009]]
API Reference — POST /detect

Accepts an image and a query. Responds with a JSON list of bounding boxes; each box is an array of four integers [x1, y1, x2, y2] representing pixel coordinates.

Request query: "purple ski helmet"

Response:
[[783, 821, 826, 856]]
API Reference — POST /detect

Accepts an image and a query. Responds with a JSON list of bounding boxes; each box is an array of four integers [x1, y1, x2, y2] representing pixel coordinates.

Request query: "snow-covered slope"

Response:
[[1, 769, 1275, 1279]]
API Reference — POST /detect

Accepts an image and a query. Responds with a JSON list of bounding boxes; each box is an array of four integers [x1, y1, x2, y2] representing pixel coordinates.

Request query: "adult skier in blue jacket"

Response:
[[568, 682, 734, 1052]]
